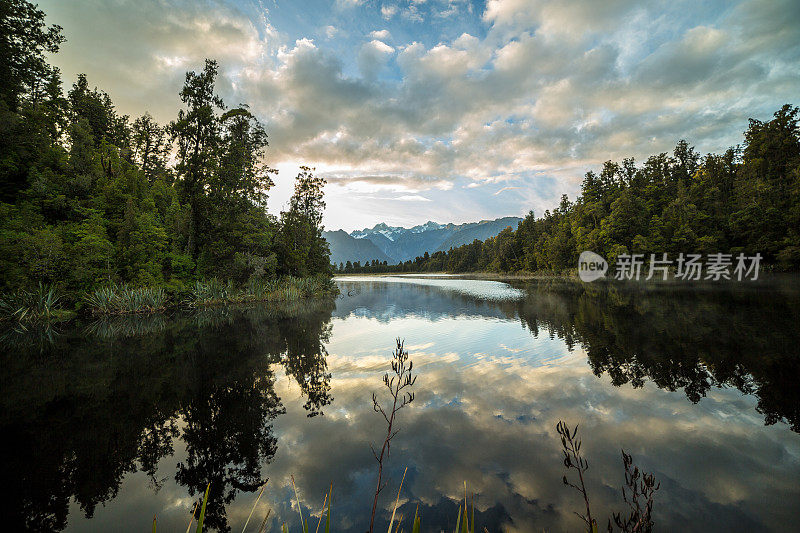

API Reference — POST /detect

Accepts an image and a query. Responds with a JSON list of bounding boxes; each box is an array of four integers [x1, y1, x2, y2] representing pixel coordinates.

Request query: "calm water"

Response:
[[3, 276, 800, 532]]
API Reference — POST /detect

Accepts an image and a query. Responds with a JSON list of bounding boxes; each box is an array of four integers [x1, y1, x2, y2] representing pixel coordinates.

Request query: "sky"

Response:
[[40, 0, 800, 231]]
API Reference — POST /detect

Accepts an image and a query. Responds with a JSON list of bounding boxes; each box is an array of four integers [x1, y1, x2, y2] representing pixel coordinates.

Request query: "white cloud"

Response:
[[395, 194, 432, 201], [336, 0, 364, 8], [380, 4, 398, 19], [324, 25, 338, 39], [40, 0, 800, 229], [368, 29, 391, 40], [357, 39, 395, 78], [403, 5, 424, 22]]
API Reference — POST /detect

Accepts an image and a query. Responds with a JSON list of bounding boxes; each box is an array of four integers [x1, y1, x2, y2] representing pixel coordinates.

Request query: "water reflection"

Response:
[[338, 276, 800, 434], [2, 278, 799, 532], [512, 279, 800, 433], [1, 301, 335, 532]]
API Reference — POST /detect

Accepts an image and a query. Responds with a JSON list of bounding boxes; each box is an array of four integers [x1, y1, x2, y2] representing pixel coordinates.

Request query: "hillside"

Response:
[[323, 230, 393, 265], [435, 217, 524, 252]]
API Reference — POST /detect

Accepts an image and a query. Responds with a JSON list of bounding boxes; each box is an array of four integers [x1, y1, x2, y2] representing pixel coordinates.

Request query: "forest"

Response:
[[340, 104, 800, 275], [0, 0, 331, 308], [4, 0, 799, 298]]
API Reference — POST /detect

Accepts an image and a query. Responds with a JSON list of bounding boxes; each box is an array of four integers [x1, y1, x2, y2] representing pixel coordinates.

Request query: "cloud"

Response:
[[40, 0, 800, 229], [324, 25, 338, 39], [336, 0, 364, 8], [252, 295, 799, 531], [394, 194, 432, 201], [357, 39, 395, 78], [402, 4, 425, 22], [368, 29, 391, 40], [380, 4, 398, 19]]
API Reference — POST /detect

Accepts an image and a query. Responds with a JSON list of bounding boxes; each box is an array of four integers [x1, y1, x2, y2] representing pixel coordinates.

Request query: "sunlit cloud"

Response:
[[39, 0, 800, 230]]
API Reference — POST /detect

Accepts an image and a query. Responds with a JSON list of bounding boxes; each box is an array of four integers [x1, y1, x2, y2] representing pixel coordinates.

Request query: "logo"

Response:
[[578, 251, 608, 282]]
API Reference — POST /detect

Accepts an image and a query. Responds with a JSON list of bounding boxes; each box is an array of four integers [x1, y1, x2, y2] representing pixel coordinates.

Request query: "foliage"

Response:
[[556, 421, 597, 532], [0, 282, 62, 321], [83, 283, 167, 315], [340, 106, 800, 275], [189, 276, 338, 307], [609, 451, 660, 533], [0, 1, 331, 307], [275, 166, 331, 278]]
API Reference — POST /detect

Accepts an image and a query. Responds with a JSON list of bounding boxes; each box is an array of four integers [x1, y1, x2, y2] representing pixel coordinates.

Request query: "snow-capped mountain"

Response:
[[351, 221, 445, 241], [324, 217, 522, 265]]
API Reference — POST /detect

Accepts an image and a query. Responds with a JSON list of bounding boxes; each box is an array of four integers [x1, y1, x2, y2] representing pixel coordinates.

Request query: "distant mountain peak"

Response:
[[325, 216, 522, 264]]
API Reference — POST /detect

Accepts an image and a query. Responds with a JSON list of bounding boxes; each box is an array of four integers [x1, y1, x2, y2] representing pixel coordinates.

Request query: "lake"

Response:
[[3, 275, 799, 532]]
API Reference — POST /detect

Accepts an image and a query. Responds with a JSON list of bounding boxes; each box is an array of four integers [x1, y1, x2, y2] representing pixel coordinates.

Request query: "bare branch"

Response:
[[369, 338, 417, 533]]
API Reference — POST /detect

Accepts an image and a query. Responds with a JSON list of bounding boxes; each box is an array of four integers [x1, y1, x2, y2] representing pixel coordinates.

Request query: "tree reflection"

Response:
[[177, 378, 283, 532], [0, 298, 335, 532], [512, 279, 800, 432]]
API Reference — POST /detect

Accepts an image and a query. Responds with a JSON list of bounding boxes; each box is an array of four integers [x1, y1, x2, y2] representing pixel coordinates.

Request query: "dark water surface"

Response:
[[3, 276, 800, 532]]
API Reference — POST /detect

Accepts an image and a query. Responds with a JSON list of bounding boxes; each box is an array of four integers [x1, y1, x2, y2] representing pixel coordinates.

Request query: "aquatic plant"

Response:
[[369, 338, 417, 533], [556, 420, 660, 533], [453, 484, 476, 533], [0, 283, 62, 322], [282, 478, 331, 533], [556, 420, 597, 532], [189, 276, 338, 306], [609, 451, 660, 533], [152, 482, 210, 532], [189, 278, 236, 306], [84, 283, 167, 314]]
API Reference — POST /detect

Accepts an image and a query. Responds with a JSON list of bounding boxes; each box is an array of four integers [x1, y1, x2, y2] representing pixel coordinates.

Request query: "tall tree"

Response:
[[170, 59, 224, 262], [0, 0, 64, 112], [275, 167, 330, 277], [131, 113, 169, 183], [0, 0, 65, 201]]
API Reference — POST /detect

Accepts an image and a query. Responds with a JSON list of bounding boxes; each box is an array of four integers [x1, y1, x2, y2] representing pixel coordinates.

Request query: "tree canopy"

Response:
[[341, 105, 800, 275], [0, 1, 331, 299]]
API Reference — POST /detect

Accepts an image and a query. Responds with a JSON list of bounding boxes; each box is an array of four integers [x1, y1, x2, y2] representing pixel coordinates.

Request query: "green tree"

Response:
[[170, 59, 224, 262], [275, 167, 330, 277]]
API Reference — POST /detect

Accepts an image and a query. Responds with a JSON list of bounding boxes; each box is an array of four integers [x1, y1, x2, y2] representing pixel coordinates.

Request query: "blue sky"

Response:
[[41, 0, 800, 231]]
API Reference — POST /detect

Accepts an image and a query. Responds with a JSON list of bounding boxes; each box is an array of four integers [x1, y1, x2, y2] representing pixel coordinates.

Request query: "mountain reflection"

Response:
[[1, 300, 335, 532]]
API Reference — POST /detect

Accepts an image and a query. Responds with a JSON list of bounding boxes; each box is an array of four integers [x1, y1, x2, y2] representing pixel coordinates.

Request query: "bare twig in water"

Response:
[[369, 338, 417, 533], [608, 451, 660, 533], [556, 420, 597, 532]]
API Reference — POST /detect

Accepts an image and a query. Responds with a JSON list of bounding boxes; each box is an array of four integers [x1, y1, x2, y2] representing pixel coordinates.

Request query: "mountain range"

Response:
[[324, 216, 522, 265]]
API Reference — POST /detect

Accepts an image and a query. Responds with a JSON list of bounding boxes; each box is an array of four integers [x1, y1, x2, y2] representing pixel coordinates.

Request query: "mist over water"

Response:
[[3, 276, 799, 532]]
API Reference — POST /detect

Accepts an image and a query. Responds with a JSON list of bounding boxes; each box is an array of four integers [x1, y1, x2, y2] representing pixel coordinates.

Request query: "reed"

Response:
[[190, 278, 236, 306]]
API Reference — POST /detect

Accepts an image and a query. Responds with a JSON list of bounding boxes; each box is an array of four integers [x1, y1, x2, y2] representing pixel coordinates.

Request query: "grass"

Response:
[[78, 276, 338, 315], [190, 276, 338, 307], [1, 274, 337, 320], [153, 476, 464, 533], [153, 482, 211, 533]]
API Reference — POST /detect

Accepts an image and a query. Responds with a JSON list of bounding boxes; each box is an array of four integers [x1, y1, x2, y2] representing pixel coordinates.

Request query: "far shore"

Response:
[[334, 271, 576, 280]]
